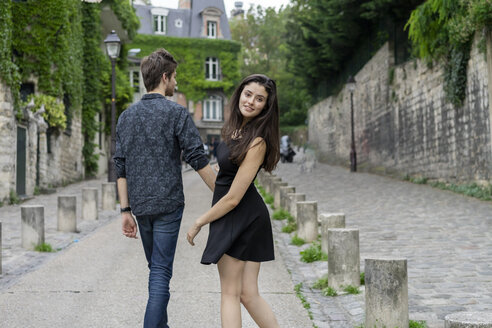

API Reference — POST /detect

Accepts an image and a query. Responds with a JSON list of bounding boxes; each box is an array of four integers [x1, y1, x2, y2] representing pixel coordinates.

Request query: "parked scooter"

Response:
[[280, 135, 296, 163]]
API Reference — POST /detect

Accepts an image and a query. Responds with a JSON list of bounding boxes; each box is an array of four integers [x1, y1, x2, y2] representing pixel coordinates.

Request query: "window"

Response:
[[205, 57, 219, 81], [207, 21, 217, 39], [130, 71, 140, 93], [203, 96, 223, 121], [153, 15, 166, 34]]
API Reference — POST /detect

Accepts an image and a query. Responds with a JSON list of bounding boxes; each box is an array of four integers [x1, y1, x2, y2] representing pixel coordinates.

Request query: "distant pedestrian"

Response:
[[212, 137, 219, 160], [113, 48, 216, 328], [186, 74, 281, 327]]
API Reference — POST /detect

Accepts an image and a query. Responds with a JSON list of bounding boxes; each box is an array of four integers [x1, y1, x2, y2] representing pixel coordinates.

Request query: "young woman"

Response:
[[187, 74, 280, 328]]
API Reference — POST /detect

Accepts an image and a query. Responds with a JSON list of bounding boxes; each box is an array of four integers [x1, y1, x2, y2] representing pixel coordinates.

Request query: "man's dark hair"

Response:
[[141, 48, 178, 92]]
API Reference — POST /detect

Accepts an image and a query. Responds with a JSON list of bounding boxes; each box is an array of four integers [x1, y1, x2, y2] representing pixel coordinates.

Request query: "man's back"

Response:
[[114, 93, 208, 216]]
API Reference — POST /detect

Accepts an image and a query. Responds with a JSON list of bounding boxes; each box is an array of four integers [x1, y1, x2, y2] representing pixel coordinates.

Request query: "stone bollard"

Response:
[[0, 221, 2, 274], [82, 188, 98, 221], [288, 193, 306, 221], [296, 201, 318, 242], [445, 312, 492, 328], [57, 195, 77, 232], [102, 182, 116, 211], [273, 181, 288, 209], [21, 205, 45, 250], [280, 186, 295, 210], [320, 213, 345, 254], [267, 177, 281, 195], [327, 228, 360, 290], [365, 258, 408, 328]]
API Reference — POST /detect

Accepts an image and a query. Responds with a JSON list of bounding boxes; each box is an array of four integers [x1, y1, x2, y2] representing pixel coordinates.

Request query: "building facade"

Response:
[[129, 0, 240, 145]]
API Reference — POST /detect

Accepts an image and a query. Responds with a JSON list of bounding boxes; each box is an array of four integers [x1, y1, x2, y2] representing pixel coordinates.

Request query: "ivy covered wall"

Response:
[[127, 35, 241, 101], [4, 0, 138, 177]]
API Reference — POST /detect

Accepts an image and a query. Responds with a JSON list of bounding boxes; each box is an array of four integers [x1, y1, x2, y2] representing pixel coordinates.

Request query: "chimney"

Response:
[[231, 1, 244, 18], [178, 0, 191, 9]]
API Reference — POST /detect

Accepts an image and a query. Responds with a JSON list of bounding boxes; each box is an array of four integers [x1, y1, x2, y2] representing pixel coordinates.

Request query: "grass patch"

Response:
[[343, 285, 360, 294], [312, 276, 328, 289], [322, 286, 337, 297], [291, 234, 305, 246], [281, 222, 296, 233], [9, 190, 20, 205], [294, 283, 311, 312], [355, 320, 427, 328], [300, 241, 328, 263], [264, 194, 274, 205], [430, 181, 492, 201], [272, 209, 291, 220], [404, 175, 492, 202], [410, 320, 428, 328], [360, 272, 365, 285], [34, 242, 55, 252]]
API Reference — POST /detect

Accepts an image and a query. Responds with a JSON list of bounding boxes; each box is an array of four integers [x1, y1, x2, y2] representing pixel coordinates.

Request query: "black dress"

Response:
[[201, 141, 275, 265]]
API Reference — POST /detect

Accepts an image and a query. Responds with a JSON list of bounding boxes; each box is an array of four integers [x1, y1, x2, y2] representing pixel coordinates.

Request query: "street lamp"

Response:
[[347, 75, 357, 172], [104, 30, 121, 182]]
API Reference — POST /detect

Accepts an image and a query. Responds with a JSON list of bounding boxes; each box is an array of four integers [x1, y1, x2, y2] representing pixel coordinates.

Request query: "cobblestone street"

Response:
[[270, 149, 492, 327]]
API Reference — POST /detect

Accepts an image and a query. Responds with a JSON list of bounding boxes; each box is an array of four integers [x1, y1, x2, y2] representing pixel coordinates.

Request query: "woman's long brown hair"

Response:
[[222, 74, 280, 172]]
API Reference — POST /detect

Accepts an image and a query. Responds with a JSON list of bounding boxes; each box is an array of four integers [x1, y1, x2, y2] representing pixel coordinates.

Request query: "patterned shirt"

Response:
[[113, 93, 209, 216]]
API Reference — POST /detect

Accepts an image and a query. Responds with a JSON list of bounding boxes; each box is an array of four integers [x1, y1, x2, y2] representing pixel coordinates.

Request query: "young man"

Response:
[[113, 48, 215, 328]]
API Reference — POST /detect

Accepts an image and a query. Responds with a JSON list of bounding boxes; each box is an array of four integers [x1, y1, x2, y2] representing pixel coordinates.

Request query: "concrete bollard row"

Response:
[[82, 188, 98, 221], [280, 186, 295, 210], [102, 182, 116, 211], [296, 201, 318, 242], [58, 195, 77, 232], [21, 205, 45, 250], [327, 228, 360, 290], [320, 213, 345, 254], [273, 181, 288, 209], [288, 193, 305, 221], [267, 177, 281, 195], [365, 258, 408, 328], [0, 221, 2, 274], [445, 312, 492, 328]]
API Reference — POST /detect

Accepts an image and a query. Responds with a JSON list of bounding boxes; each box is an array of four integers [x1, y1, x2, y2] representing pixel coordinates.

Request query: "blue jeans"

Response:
[[137, 207, 184, 328]]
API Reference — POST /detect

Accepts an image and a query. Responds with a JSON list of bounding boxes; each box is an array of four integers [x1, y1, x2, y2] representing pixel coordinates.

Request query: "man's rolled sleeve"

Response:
[[176, 110, 209, 171], [113, 129, 126, 178]]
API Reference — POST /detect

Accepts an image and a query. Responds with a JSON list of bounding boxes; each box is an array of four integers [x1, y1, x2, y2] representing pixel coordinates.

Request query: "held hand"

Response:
[[186, 222, 202, 246], [122, 212, 138, 239]]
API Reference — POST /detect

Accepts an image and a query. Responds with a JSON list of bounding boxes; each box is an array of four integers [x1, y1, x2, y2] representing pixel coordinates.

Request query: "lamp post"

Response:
[[347, 75, 357, 172], [104, 30, 121, 182]]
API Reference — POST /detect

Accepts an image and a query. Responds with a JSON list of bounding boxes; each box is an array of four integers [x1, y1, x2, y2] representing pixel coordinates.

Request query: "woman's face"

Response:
[[239, 82, 268, 125]]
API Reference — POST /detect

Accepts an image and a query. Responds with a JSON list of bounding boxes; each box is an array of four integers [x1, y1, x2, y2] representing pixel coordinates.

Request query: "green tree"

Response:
[[230, 5, 311, 126]]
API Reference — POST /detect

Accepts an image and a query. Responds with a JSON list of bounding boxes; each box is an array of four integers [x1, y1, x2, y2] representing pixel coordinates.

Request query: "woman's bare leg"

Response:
[[240, 261, 280, 328], [217, 254, 245, 328]]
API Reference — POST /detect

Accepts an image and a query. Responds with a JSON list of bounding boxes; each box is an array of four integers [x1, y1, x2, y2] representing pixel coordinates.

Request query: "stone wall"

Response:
[[0, 82, 16, 200], [309, 34, 491, 183], [0, 82, 84, 200]]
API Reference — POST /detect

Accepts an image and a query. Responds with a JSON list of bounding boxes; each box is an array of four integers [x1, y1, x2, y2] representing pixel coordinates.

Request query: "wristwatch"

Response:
[[120, 207, 132, 213]]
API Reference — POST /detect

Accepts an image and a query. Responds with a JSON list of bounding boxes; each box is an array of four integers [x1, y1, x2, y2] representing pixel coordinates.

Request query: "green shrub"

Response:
[[300, 241, 328, 263], [322, 286, 337, 297], [360, 272, 365, 285], [343, 285, 360, 294], [410, 320, 428, 328], [291, 234, 305, 246], [27, 94, 67, 130], [35, 242, 54, 252], [264, 194, 273, 205], [273, 209, 291, 220]]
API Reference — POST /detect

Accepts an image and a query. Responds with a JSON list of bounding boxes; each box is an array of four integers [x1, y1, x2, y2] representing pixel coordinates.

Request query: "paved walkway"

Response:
[[0, 171, 312, 327], [270, 148, 492, 328]]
